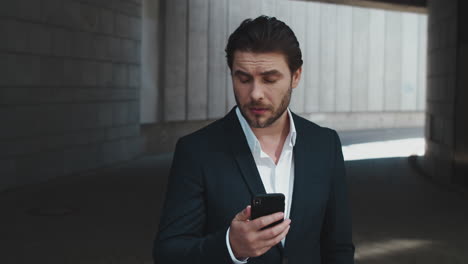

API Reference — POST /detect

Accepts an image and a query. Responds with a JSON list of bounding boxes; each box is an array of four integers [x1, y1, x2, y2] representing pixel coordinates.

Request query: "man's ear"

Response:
[[291, 66, 302, 89]]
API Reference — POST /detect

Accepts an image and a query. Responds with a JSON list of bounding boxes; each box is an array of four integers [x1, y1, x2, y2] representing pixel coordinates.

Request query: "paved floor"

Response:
[[338, 127, 424, 146], [1, 128, 467, 264]]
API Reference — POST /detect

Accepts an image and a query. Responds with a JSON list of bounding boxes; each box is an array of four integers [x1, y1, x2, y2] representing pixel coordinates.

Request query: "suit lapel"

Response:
[[223, 108, 267, 196], [283, 113, 316, 256], [283, 130, 306, 255]]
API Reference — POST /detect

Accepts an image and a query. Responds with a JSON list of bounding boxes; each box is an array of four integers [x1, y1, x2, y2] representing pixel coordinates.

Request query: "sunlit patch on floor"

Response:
[[342, 138, 425, 161], [355, 239, 433, 260]]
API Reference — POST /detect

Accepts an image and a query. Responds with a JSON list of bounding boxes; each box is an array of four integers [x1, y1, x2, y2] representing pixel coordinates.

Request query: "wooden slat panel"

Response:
[[289, 1, 307, 113], [226, 0, 250, 111], [417, 14, 428, 110], [208, 0, 228, 118], [304, 2, 320, 113], [261, 0, 276, 17], [187, 0, 209, 120], [336, 5, 352, 112], [368, 9, 385, 111], [319, 3, 337, 112], [351, 7, 370, 112], [401, 13, 419, 111], [164, 0, 187, 121], [384, 11, 402, 111]]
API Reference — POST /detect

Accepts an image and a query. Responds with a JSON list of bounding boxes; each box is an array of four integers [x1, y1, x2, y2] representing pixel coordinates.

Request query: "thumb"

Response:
[[234, 205, 251, 221]]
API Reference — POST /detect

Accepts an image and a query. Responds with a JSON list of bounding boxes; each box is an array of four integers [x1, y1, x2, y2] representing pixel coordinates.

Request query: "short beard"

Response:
[[235, 86, 292, 129]]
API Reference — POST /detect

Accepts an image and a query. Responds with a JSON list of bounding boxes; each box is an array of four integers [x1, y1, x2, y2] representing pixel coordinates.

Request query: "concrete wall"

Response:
[[455, 1, 468, 186], [0, 0, 143, 191], [304, 111, 424, 131], [422, 0, 457, 184], [144, 0, 427, 126], [423, 0, 468, 187]]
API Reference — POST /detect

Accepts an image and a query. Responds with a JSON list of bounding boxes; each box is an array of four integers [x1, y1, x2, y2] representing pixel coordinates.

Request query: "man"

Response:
[[153, 16, 354, 264]]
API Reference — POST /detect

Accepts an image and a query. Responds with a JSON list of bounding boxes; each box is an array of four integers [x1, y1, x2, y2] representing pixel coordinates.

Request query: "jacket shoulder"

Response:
[[176, 117, 227, 150], [292, 112, 337, 136]]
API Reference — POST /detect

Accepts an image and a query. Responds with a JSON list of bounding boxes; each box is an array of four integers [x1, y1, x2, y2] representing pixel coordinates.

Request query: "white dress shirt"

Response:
[[226, 107, 297, 263]]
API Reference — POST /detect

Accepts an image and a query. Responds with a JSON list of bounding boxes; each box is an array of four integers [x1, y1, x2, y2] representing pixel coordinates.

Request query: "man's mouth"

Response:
[[249, 107, 269, 115]]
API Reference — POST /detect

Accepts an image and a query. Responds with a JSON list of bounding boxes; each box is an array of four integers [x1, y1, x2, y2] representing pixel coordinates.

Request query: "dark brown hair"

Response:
[[225, 15, 303, 73]]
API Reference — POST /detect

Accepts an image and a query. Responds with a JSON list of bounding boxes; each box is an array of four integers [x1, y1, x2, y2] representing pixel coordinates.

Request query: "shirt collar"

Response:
[[235, 107, 297, 155]]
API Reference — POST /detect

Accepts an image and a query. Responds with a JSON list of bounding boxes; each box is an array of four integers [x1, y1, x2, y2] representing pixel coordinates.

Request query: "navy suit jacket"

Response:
[[153, 107, 354, 264]]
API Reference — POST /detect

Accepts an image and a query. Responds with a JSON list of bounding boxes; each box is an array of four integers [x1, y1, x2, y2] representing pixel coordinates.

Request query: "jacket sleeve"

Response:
[[320, 130, 355, 264], [153, 137, 233, 264]]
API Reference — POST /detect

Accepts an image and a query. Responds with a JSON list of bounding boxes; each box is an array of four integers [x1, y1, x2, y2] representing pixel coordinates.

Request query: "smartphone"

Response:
[[250, 193, 285, 230]]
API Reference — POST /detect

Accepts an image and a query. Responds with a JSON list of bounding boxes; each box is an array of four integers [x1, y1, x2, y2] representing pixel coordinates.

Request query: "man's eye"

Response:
[[239, 78, 251, 83], [264, 79, 277, 84]]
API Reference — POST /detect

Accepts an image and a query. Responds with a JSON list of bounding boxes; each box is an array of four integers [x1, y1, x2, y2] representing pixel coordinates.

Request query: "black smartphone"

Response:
[[250, 193, 285, 230]]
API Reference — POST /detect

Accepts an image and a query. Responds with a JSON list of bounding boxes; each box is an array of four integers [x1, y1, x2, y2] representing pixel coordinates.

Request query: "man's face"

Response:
[[231, 51, 302, 128]]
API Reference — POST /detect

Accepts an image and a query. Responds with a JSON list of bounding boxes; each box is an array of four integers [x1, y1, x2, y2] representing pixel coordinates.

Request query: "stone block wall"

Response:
[[0, 0, 143, 191], [454, 0, 468, 186], [423, 0, 458, 184]]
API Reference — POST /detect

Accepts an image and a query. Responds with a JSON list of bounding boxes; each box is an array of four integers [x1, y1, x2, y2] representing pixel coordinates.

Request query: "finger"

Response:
[[260, 224, 291, 249], [245, 205, 251, 219], [251, 211, 284, 230], [234, 205, 251, 221], [257, 218, 291, 240]]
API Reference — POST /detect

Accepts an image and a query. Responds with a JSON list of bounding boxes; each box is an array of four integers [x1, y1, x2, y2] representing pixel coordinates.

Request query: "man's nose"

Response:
[[250, 79, 265, 101]]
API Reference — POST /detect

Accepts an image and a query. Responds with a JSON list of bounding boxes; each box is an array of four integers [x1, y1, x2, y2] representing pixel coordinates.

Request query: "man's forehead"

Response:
[[232, 51, 288, 72]]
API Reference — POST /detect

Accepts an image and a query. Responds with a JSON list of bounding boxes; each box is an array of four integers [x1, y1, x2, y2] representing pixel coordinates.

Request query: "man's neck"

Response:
[[251, 110, 290, 164]]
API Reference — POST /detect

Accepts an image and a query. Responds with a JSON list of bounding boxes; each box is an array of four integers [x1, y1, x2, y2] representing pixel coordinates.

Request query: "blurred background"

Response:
[[1, 0, 467, 263]]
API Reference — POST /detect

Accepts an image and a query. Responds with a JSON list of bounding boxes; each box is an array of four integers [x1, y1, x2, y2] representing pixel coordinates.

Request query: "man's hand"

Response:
[[229, 205, 291, 259]]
